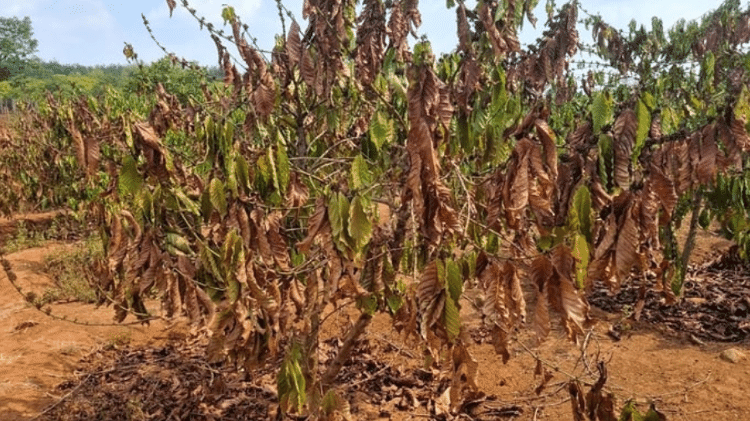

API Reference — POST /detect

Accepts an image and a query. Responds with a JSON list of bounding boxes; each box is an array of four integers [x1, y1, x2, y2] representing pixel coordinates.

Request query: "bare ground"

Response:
[[0, 227, 748, 420]]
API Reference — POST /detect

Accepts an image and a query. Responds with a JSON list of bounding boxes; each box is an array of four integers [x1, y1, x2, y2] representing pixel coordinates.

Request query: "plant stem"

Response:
[[681, 189, 703, 270], [673, 189, 703, 295], [320, 312, 372, 387]]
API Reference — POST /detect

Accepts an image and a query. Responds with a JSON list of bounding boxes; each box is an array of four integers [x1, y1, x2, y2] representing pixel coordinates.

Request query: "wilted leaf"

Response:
[[592, 91, 613, 133], [209, 178, 227, 217], [445, 260, 462, 303], [613, 109, 636, 189], [368, 110, 394, 149], [444, 294, 461, 342], [278, 344, 306, 414], [328, 192, 350, 246], [615, 207, 639, 283], [166, 0, 176, 17], [286, 20, 302, 66], [297, 197, 327, 253], [571, 233, 590, 289], [348, 195, 372, 251], [350, 155, 373, 190], [570, 184, 593, 241], [118, 156, 144, 195], [635, 98, 650, 155], [273, 141, 289, 194]]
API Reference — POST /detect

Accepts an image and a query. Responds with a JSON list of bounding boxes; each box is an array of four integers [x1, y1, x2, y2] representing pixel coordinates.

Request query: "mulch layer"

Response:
[[37, 337, 277, 421], [35, 335, 521, 421], [589, 248, 750, 343]]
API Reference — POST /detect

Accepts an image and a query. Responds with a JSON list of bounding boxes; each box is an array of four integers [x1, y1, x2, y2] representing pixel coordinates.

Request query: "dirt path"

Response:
[[0, 244, 177, 421]]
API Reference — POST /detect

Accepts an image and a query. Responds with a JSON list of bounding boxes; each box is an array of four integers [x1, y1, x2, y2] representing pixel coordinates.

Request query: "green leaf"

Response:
[[368, 110, 394, 149], [222, 230, 243, 268], [358, 294, 378, 315], [701, 50, 715, 91], [661, 107, 680, 135], [571, 233, 590, 289], [444, 295, 461, 342], [200, 189, 212, 221], [592, 90, 613, 133], [350, 155, 372, 191], [643, 406, 667, 421], [321, 389, 347, 416], [235, 155, 250, 195], [221, 6, 236, 24], [348, 195, 372, 250], [118, 156, 143, 195], [278, 344, 306, 414], [641, 91, 655, 110], [386, 294, 403, 313], [255, 153, 271, 193], [570, 185, 593, 242], [445, 260, 462, 303], [635, 98, 650, 164], [328, 192, 349, 243], [457, 114, 473, 153], [275, 136, 290, 195], [165, 232, 192, 255], [136, 188, 153, 221], [225, 157, 238, 198], [268, 146, 279, 194], [734, 85, 750, 120], [209, 178, 227, 217], [387, 73, 407, 100], [619, 401, 644, 421], [175, 189, 200, 215], [699, 208, 710, 229], [200, 244, 224, 284]]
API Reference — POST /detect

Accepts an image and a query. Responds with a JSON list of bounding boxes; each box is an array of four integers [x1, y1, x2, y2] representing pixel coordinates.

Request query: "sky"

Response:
[[0, 0, 738, 67]]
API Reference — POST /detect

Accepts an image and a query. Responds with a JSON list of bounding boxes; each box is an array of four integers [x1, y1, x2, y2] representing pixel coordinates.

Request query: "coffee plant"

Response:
[[4, 0, 750, 418]]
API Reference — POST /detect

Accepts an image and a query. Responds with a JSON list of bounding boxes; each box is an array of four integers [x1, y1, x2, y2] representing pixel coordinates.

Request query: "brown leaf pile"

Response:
[[590, 248, 750, 342], [38, 338, 276, 421]]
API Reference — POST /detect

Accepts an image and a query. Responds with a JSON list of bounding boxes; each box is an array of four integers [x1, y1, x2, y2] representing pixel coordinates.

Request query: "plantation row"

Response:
[[3, 0, 750, 418]]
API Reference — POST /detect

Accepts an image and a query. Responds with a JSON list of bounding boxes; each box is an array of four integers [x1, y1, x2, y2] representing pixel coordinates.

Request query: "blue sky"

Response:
[[0, 0, 735, 67]]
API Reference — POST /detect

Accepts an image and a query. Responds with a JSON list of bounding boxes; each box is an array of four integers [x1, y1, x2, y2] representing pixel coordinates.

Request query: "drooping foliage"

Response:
[[4, 0, 750, 418]]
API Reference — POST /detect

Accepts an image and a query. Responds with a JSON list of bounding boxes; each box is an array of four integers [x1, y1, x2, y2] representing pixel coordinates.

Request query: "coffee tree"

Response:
[[5, 0, 750, 418]]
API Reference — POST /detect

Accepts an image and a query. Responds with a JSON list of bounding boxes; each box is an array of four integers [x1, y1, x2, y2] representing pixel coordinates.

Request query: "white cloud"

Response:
[[0, 0, 42, 16]]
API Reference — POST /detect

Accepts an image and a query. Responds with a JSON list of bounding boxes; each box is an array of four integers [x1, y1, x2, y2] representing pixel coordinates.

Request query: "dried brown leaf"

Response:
[[286, 20, 302, 67], [480, 3, 508, 58], [535, 119, 558, 181], [647, 162, 678, 219], [457, 3, 471, 53], [166, 0, 176, 17], [615, 206, 639, 283], [266, 211, 290, 270], [698, 124, 718, 184], [551, 245, 591, 343], [613, 109, 636, 189], [254, 71, 276, 119], [297, 197, 327, 253], [731, 116, 750, 152], [532, 282, 551, 344], [418, 260, 442, 318], [356, 0, 387, 85], [84, 134, 100, 176]]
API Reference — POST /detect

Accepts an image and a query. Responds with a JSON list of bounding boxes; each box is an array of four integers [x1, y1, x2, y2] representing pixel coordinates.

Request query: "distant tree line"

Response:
[[0, 15, 222, 104]]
